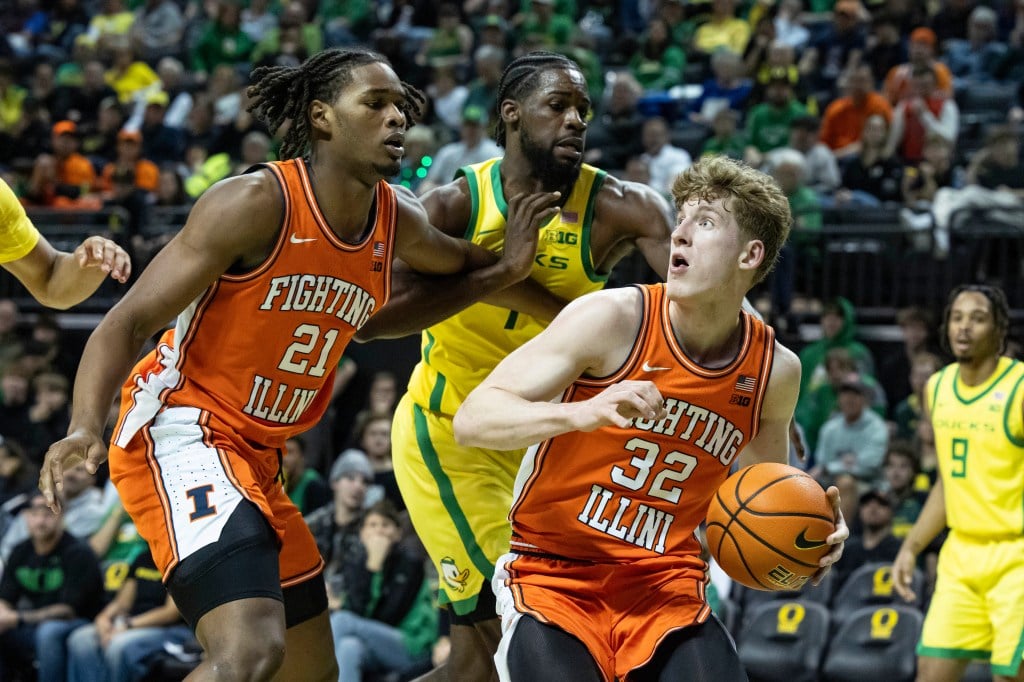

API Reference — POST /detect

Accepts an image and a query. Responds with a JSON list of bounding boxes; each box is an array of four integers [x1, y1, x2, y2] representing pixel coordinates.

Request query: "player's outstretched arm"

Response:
[[892, 397, 946, 602], [355, 184, 564, 340], [39, 173, 283, 510], [453, 287, 665, 450], [4, 235, 132, 310]]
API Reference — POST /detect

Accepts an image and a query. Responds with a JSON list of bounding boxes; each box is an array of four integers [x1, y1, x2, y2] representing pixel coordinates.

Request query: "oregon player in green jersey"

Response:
[[893, 285, 1024, 682], [357, 53, 673, 680]]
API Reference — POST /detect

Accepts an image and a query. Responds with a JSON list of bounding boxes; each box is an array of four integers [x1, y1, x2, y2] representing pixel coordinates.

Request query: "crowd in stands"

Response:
[[1, 0, 1023, 679]]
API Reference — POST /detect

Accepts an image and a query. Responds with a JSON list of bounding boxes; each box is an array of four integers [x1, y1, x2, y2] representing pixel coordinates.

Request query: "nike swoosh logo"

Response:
[[290, 234, 317, 244], [794, 528, 828, 550], [642, 362, 671, 372]]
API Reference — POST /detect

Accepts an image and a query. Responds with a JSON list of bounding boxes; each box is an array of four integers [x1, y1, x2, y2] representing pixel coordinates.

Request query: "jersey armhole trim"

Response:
[[580, 169, 608, 283]]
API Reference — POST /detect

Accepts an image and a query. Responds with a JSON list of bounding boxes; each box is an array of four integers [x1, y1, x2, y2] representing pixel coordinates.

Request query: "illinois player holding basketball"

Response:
[[893, 285, 1024, 682], [354, 52, 675, 679], [38, 49, 560, 681], [454, 156, 848, 682]]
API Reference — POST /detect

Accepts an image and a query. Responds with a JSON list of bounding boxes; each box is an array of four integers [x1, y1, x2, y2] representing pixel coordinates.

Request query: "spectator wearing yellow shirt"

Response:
[[0, 178, 130, 309], [105, 39, 160, 104], [693, 0, 752, 57], [76, 0, 135, 52], [0, 62, 27, 135]]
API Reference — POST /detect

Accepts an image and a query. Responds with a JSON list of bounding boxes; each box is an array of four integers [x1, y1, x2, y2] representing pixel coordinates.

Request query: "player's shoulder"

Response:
[[593, 174, 672, 233], [768, 339, 802, 392], [558, 285, 645, 331], [415, 176, 473, 236]]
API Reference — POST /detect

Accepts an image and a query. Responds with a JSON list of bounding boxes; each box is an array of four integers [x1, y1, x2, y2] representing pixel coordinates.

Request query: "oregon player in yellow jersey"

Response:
[[893, 285, 1024, 682], [356, 53, 673, 680], [1, 178, 130, 308]]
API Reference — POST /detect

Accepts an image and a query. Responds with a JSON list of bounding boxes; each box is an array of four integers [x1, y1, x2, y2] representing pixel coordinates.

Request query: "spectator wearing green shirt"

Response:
[[515, 0, 575, 50], [743, 71, 807, 167], [250, 1, 323, 67], [283, 436, 331, 517], [629, 17, 686, 92], [330, 501, 437, 681], [190, 0, 255, 81], [321, 0, 375, 47], [701, 107, 746, 160]]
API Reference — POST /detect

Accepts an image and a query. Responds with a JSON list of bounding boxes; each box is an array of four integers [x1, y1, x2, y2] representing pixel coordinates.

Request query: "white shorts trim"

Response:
[[148, 406, 245, 563], [493, 551, 525, 682]]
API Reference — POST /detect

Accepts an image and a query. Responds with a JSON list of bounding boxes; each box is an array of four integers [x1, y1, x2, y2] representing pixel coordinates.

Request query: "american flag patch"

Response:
[[561, 210, 578, 223], [735, 375, 756, 392], [372, 241, 386, 258]]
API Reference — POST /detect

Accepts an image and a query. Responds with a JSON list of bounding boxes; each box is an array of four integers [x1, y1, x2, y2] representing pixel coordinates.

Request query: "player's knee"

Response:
[[206, 631, 287, 682]]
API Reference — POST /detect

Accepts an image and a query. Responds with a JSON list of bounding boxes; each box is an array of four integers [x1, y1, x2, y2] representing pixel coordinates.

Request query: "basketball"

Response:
[[705, 462, 835, 591]]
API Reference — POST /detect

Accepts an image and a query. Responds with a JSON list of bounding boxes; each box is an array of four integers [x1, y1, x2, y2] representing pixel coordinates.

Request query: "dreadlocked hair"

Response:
[[247, 48, 426, 159], [494, 51, 580, 148], [940, 284, 1011, 355]]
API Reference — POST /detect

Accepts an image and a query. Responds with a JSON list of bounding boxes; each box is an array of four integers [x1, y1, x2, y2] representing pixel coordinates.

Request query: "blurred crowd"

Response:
[[2, 0, 1024, 678]]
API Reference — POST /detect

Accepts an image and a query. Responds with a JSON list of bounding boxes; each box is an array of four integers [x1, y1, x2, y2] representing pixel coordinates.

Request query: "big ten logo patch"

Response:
[[543, 229, 578, 246], [870, 608, 900, 640], [872, 565, 894, 597], [776, 602, 806, 635]]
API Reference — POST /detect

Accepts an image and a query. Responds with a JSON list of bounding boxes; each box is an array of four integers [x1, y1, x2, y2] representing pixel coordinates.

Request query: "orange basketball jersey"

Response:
[[509, 283, 775, 566], [114, 159, 396, 450]]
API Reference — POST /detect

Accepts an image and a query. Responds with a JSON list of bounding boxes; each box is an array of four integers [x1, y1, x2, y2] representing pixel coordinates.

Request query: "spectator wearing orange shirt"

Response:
[[26, 121, 98, 207], [820, 64, 893, 159], [883, 27, 953, 104], [97, 130, 159, 195]]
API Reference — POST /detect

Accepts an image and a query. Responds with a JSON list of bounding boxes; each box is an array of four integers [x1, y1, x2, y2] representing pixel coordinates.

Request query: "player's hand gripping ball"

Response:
[[706, 463, 835, 590]]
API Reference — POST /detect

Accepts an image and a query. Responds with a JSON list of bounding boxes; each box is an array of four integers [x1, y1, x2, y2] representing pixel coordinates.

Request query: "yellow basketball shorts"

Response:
[[918, 531, 1024, 675], [392, 393, 524, 616]]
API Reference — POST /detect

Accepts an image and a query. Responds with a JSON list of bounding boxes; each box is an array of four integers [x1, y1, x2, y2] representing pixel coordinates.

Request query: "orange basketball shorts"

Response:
[[493, 551, 712, 681], [109, 406, 323, 588]]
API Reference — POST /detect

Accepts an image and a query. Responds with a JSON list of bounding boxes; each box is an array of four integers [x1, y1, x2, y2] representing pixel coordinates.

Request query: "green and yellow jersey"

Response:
[[926, 357, 1024, 538], [0, 179, 40, 263], [406, 158, 608, 415]]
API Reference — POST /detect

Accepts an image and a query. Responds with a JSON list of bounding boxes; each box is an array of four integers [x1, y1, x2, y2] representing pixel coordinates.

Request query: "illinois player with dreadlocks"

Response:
[[354, 52, 675, 680], [39, 48, 560, 681]]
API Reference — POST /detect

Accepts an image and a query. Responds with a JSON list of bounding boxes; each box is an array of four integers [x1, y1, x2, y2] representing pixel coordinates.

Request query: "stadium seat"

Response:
[[830, 561, 923, 628], [738, 600, 830, 682], [733, 571, 836, 629], [821, 605, 924, 682]]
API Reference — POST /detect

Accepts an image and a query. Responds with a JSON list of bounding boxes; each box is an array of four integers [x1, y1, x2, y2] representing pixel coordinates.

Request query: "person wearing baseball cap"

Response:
[[98, 129, 160, 193], [832, 486, 901, 586], [2, 153, 130, 306]]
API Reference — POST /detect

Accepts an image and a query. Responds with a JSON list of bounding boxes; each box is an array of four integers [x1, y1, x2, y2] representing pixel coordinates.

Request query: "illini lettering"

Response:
[[260, 275, 376, 329], [577, 484, 676, 554], [633, 397, 745, 466], [243, 374, 318, 424]]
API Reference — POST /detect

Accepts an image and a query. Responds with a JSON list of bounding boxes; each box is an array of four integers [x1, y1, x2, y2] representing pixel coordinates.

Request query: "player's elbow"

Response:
[[452, 404, 484, 447]]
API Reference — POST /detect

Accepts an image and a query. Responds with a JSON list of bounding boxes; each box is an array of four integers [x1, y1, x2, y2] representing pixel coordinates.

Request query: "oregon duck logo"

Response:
[[441, 557, 470, 592]]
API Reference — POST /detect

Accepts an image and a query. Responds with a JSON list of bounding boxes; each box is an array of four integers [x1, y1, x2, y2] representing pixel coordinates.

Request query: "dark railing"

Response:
[[3, 207, 1022, 322]]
